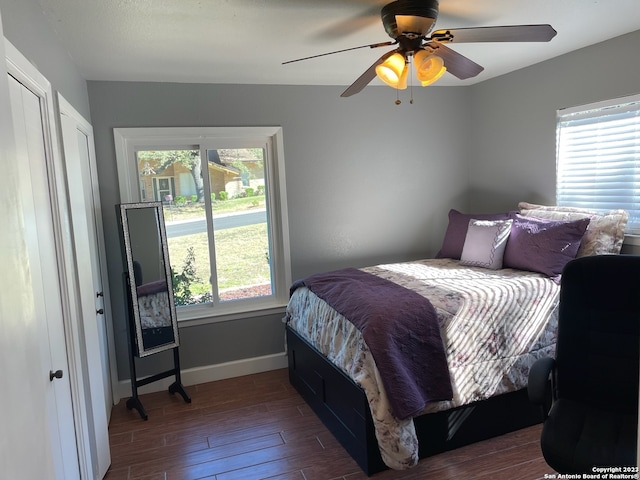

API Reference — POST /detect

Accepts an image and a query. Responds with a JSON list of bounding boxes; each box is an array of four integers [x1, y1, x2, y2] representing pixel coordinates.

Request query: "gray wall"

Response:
[[87, 82, 471, 379], [468, 29, 640, 212], [0, 0, 90, 118]]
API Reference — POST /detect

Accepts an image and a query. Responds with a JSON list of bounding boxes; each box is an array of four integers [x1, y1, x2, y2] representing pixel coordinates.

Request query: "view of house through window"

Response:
[[136, 148, 272, 306]]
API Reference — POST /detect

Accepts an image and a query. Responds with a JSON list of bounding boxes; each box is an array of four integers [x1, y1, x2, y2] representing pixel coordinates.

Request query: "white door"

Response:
[[59, 97, 112, 478], [8, 74, 80, 480]]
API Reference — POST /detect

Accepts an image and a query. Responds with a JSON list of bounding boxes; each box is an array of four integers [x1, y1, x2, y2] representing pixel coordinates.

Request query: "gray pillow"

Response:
[[460, 219, 513, 270]]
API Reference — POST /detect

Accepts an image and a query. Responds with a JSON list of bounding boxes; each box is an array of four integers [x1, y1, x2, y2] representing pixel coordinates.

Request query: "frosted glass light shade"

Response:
[[414, 50, 446, 86], [375, 53, 406, 88], [397, 64, 409, 90]]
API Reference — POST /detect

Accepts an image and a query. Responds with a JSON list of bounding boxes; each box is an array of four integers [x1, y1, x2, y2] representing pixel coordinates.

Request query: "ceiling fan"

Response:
[[283, 0, 557, 97]]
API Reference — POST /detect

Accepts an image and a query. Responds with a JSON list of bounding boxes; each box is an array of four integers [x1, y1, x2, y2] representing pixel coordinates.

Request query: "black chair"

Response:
[[528, 254, 640, 474]]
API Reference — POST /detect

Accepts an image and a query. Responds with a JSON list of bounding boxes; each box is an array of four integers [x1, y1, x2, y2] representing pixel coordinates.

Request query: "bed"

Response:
[[284, 203, 629, 475]]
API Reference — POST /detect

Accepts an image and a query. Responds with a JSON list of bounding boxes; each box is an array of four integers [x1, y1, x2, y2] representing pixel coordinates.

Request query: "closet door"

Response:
[[5, 38, 111, 479], [8, 72, 81, 480], [59, 96, 112, 478]]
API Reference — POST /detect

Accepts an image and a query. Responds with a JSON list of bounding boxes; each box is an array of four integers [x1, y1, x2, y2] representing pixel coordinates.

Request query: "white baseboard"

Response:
[[115, 351, 288, 402]]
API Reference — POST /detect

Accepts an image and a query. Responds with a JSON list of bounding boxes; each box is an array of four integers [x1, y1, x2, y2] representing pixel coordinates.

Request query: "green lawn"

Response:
[[163, 196, 265, 223], [167, 223, 270, 290], [165, 197, 271, 302]]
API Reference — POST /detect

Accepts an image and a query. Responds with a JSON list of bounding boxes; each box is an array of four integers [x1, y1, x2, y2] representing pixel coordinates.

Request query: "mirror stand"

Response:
[[117, 201, 191, 420], [124, 272, 191, 420]]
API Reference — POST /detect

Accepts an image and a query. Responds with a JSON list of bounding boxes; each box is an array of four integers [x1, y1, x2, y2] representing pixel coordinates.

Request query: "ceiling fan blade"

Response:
[[283, 41, 395, 65], [432, 24, 557, 43], [429, 43, 484, 80], [313, 5, 382, 41], [341, 50, 397, 98]]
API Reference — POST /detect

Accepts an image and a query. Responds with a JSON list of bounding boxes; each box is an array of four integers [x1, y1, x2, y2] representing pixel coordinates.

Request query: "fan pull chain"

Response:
[[394, 56, 415, 106], [409, 56, 414, 104]]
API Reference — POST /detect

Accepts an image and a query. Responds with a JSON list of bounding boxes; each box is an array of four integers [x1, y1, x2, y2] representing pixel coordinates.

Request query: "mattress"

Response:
[[285, 258, 559, 469]]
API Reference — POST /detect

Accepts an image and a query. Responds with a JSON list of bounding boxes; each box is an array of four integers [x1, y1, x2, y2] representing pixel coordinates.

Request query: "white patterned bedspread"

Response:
[[285, 258, 559, 470], [137, 290, 171, 329]]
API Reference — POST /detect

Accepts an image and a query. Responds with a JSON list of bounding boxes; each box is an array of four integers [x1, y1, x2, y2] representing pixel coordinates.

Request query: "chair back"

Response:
[[555, 254, 640, 414]]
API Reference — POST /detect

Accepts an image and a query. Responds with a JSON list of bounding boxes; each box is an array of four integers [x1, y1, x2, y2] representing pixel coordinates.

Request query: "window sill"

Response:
[[177, 302, 288, 328]]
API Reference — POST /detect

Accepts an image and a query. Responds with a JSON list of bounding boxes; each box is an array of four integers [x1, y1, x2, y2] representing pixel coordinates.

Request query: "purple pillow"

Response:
[[502, 215, 590, 280], [437, 209, 513, 259]]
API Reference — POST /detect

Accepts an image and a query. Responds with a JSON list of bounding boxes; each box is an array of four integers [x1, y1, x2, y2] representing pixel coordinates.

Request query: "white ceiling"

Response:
[[36, 0, 640, 89]]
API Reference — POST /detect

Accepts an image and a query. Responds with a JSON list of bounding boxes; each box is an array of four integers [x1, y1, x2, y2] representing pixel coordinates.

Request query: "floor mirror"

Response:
[[117, 201, 190, 419]]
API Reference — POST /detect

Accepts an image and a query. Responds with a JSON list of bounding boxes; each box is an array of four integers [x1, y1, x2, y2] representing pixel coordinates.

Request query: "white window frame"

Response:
[[114, 126, 291, 325], [556, 93, 640, 235]]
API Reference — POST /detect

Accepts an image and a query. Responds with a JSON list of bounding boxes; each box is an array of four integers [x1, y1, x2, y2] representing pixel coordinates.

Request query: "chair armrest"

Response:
[[528, 356, 556, 406]]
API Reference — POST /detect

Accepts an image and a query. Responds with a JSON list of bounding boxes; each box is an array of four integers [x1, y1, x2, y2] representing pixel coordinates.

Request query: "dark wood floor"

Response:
[[104, 368, 557, 480]]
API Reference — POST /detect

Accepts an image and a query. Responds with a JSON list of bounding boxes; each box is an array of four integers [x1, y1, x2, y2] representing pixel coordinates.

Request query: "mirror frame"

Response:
[[118, 201, 179, 357]]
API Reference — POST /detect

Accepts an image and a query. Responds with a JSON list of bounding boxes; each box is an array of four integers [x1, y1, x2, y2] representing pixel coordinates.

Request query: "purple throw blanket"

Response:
[[137, 279, 168, 297], [290, 268, 453, 419]]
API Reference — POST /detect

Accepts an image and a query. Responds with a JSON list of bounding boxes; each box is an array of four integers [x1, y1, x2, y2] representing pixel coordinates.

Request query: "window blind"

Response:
[[556, 94, 640, 234]]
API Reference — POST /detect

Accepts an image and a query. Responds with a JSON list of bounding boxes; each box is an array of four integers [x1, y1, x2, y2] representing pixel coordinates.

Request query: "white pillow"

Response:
[[460, 219, 513, 270]]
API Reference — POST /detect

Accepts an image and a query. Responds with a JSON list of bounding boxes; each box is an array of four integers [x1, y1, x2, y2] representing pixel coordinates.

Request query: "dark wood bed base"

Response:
[[286, 325, 544, 476]]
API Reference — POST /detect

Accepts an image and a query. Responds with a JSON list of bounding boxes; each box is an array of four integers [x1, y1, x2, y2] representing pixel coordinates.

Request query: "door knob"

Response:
[[49, 370, 63, 381]]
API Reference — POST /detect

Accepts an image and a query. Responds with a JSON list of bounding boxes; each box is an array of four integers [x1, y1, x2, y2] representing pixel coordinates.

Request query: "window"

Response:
[[114, 127, 291, 323], [556, 94, 640, 234]]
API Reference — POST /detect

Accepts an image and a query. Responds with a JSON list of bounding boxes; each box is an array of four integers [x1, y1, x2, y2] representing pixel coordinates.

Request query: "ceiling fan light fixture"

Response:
[[414, 50, 446, 86], [375, 52, 406, 88], [395, 15, 436, 37], [381, 0, 439, 39], [397, 63, 409, 90]]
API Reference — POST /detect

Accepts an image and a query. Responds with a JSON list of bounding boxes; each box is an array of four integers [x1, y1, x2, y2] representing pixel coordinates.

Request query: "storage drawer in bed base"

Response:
[[286, 325, 385, 474], [286, 325, 543, 476]]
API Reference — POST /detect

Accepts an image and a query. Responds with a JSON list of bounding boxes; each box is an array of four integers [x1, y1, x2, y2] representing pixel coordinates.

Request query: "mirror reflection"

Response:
[[118, 202, 179, 357]]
